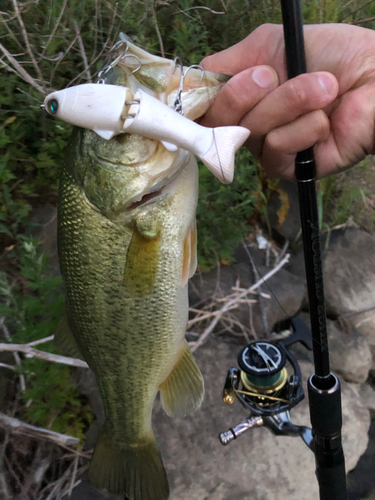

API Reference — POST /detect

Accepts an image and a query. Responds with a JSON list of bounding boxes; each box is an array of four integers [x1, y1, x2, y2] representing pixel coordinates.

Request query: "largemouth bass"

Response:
[[53, 39, 231, 500]]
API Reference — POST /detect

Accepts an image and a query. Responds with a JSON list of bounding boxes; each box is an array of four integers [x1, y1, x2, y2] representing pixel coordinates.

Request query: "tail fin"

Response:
[[201, 126, 250, 184], [88, 430, 169, 500]]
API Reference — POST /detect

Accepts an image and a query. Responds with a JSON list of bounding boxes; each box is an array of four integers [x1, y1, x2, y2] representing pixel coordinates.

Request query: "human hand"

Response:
[[200, 23, 375, 179]]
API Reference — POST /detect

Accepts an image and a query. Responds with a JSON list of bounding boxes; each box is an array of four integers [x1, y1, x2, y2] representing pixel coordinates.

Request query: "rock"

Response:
[[346, 309, 375, 375], [298, 313, 372, 384], [71, 339, 370, 500], [267, 179, 301, 241], [351, 383, 375, 415], [328, 320, 372, 384], [190, 245, 305, 336], [323, 229, 375, 317], [346, 420, 375, 500], [320, 228, 375, 377]]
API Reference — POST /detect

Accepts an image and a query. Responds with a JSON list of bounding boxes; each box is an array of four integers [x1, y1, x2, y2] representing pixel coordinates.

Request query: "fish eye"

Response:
[[47, 98, 59, 114]]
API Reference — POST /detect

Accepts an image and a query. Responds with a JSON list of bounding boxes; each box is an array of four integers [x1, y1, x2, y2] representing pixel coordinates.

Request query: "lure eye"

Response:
[[47, 98, 58, 115]]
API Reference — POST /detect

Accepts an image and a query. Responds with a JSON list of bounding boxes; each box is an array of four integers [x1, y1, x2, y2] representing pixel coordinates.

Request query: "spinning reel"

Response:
[[219, 317, 314, 449]]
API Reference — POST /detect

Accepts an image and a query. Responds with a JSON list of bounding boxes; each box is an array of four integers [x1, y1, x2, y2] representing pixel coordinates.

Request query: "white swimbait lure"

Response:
[[44, 83, 250, 184]]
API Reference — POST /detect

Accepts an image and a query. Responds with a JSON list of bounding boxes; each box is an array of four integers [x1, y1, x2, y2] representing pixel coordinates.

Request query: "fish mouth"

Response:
[[126, 189, 166, 210], [125, 156, 187, 210]]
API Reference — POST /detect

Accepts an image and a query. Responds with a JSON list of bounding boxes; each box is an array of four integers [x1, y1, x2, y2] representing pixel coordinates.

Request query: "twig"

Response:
[[73, 20, 92, 82], [0, 43, 45, 93], [10, 0, 45, 91], [353, 16, 375, 23], [66, 1, 119, 87], [339, 0, 375, 21], [28, 335, 54, 347], [151, 0, 165, 57], [38, 0, 68, 61], [242, 241, 269, 336], [231, 287, 271, 299], [0, 363, 15, 371], [0, 412, 80, 448], [179, 6, 225, 14], [67, 454, 79, 497], [45, 463, 73, 500], [49, 34, 79, 88], [0, 317, 26, 391], [3, 454, 24, 493], [0, 342, 88, 368]]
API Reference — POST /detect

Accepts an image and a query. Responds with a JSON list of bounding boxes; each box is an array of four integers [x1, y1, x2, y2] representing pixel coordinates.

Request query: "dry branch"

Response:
[[10, 0, 45, 91], [190, 254, 290, 352], [0, 43, 45, 93], [0, 342, 88, 368], [73, 20, 92, 82], [179, 6, 225, 14], [0, 316, 26, 391], [0, 412, 80, 448], [151, 1, 165, 57], [38, 0, 68, 61]]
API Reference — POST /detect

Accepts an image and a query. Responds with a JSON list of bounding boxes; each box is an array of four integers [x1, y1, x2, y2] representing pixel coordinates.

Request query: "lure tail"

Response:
[[88, 430, 169, 500], [201, 126, 250, 184]]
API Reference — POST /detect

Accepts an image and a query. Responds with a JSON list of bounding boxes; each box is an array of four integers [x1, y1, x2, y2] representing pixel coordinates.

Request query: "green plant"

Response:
[[318, 156, 375, 231], [0, 238, 93, 440], [197, 148, 262, 270]]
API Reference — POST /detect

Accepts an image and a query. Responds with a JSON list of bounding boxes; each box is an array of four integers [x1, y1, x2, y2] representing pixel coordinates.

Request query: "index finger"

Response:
[[201, 24, 285, 78]]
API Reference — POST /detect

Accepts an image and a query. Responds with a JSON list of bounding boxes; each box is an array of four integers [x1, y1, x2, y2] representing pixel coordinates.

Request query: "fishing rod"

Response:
[[219, 2, 347, 499], [281, 1, 346, 497]]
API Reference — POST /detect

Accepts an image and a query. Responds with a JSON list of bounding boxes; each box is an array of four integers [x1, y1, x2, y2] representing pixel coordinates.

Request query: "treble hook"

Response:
[[96, 39, 142, 83], [121, 53, 142, 75], [173, 57, 184, 114], [173, 60, 205, 115]]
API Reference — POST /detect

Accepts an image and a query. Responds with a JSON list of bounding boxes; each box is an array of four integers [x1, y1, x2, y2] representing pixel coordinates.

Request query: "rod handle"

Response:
[[316, 455, 347, 500]]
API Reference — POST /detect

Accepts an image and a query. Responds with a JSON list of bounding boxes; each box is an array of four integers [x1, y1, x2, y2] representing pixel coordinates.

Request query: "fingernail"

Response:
[[252, 67, 278, 89], [318, 74, 334, 95]]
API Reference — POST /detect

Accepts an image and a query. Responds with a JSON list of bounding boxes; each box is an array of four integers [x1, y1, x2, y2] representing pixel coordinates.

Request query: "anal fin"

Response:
[[159, 341, 204, 417], [54, 313, 84, 361]]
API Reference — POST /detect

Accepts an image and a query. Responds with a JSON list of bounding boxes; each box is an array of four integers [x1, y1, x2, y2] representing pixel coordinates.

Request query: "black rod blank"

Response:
[[281, 0, 330, 381], [280, 1, 347, 498]]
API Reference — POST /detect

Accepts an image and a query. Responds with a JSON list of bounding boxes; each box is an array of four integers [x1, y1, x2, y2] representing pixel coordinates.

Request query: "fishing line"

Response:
[[210, 98, 294, 338]]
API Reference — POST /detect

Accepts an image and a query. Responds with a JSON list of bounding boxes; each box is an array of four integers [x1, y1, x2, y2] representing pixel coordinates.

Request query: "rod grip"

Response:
[[308, 374, 347, 500], [308, 374, 342, 436], [316, 457, 347, 500]]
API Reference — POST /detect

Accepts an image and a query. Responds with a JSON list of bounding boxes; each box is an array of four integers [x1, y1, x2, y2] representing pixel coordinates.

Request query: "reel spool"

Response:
[[238, 341, 288, 407], [222, 318, 312, 417]]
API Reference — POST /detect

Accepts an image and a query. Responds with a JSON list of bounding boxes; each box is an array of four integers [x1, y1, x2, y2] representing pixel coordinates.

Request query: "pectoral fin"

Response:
[[124, 228, 160, 297], [181, 223, 197, 286], [54, 313, 85, 361], [159, 341, 204, 417]]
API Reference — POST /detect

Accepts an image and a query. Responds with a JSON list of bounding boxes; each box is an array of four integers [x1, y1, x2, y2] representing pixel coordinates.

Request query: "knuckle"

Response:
[[313, 110, 330, 134], [252, 23, 280, 39], [264, 129, 285, 154], [220, 77, 245, 113], [286, 78, 308, 106]]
